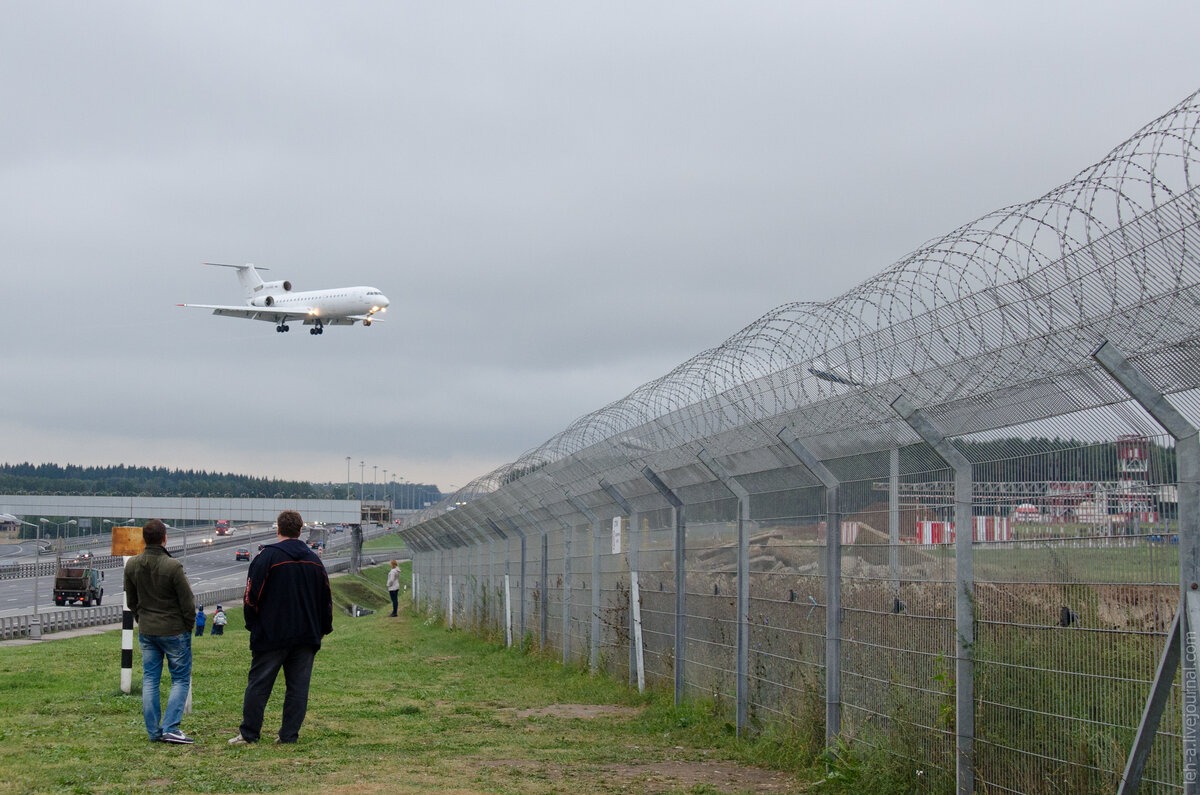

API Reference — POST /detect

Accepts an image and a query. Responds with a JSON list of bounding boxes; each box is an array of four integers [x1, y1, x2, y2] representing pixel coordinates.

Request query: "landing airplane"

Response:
[[178, 263, 389, 335]]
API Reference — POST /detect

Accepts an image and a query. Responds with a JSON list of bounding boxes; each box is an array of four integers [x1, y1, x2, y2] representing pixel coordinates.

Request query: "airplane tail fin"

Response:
[[204, 262, 267, 301]]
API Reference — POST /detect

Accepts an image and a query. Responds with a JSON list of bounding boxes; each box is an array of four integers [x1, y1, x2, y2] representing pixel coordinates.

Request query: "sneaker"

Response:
[[228, 734, 253, 745], [161, 730, 194, 744]]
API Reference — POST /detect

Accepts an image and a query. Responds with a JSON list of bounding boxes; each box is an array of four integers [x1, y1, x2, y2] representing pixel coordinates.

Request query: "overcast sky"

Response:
[[2, 3, 1198, 494]]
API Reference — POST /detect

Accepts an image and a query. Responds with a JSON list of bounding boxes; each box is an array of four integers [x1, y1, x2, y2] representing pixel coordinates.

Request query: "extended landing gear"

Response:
[[275, 324, 290, 333], [309, 319, 325, 336]]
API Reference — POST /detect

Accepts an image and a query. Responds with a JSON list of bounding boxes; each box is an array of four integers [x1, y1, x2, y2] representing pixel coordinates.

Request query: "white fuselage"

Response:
[[250, 286, 390, 318]]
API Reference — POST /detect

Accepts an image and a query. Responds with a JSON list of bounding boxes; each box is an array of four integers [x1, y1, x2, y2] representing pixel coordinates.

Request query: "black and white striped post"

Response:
[[112, 525, 144, 696], [121, 555, 133, 693]]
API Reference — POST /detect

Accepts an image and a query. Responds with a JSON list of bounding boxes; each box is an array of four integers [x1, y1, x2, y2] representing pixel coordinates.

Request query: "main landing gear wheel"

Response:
[[310, 320, 325, 335], [276, 324, 290, 333]]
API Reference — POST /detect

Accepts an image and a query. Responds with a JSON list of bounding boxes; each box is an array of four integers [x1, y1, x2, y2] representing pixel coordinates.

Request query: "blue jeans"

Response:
[[139, 632, 192, 740]]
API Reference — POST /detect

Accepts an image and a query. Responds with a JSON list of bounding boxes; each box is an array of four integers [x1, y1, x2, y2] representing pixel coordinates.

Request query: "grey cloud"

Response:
[[4, 2, 1200, 486]]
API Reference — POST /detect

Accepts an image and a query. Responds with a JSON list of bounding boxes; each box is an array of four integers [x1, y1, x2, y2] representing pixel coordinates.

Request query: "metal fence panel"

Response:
[[401, 88, 1200, 793]]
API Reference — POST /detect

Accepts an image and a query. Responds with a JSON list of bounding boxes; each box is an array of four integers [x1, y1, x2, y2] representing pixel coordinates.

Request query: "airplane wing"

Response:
[[177, 304, 308, 324]]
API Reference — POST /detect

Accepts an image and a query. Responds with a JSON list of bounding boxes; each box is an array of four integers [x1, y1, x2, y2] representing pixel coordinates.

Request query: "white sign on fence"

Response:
[[611, 516, 621, 555]]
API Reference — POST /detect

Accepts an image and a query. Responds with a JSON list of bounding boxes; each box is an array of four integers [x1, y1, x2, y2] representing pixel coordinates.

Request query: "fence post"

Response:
[[890, 447, 901, 596], [562, 521, 573, 665], [542, 530, 550, 649], [438, 548, 446, 619], [515, 507, 547, 650], [514, 506, 549, 649], [488, 517, 517, 646], [440, 511, 473, 628], [1094, 340, 1200, 794], [490, 538, 498, 636], [592, 517, 601, 673], [641, 464, 686, 706], [600, 478, 644, 692], [425, 532, 440, 615], [562, 494, 601, 674], [502, 517, 528, 646], [891, 395, 974, 795], [696, 448, 753, 736], [777, 428, 842, 744]]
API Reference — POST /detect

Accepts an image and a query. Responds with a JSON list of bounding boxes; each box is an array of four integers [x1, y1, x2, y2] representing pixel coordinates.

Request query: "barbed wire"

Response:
[[421, 87, 1200, 521]]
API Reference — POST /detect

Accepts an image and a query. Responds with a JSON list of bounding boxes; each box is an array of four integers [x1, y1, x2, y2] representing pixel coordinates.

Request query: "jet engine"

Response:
[[251, 280, 292, 307]]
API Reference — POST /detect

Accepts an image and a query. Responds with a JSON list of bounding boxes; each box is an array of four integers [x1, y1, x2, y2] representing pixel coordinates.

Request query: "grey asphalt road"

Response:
[[0, 524, 356, 617]]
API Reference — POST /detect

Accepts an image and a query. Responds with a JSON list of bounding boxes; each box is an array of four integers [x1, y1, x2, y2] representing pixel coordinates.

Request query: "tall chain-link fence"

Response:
[[401, 89, 1200, 793]]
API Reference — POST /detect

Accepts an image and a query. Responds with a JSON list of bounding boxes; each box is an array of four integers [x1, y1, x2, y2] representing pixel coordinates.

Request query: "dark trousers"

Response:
[[239, 645, 318, 743], [389, 589, 399, 616]]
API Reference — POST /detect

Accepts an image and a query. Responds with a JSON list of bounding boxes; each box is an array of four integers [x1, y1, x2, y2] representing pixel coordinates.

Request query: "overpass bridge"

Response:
[[0, 495, 394, 531]]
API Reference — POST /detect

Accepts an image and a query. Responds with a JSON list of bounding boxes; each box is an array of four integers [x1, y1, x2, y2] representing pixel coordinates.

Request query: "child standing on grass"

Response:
[[212, 605, 227, 636], [195, 606, 206, 637]]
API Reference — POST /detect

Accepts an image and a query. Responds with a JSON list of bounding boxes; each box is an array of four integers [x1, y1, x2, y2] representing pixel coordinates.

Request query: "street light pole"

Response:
[[360, 461, 365, 501], [14, 519, 42, 638], [373, 465, 378, 500], [168, 524, 187, 564], [35, 519, 50, 625], [345, 456, 352, 500]]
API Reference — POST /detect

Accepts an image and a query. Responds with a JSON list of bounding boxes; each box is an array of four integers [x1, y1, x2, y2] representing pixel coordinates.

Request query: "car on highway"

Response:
[[77, 550, 94, 559], [235, 547, 250, 561], [200, 536, 214, 545]]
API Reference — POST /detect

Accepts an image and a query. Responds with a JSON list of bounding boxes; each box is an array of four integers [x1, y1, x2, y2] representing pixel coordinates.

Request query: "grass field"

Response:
[[0, 562, 824, 794], [361, 532, 405, 551]]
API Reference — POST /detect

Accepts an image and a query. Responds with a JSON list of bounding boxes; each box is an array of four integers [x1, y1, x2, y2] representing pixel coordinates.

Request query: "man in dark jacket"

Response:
[[230, 510, 333, 745], [124, 518, 196, 744]]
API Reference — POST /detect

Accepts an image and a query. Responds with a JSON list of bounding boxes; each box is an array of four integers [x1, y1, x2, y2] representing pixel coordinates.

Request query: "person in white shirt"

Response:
[[386, 560, 401, 617]]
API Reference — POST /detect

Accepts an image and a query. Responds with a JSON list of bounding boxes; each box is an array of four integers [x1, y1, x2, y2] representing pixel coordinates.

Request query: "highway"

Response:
[[0, 523, 359, 618]]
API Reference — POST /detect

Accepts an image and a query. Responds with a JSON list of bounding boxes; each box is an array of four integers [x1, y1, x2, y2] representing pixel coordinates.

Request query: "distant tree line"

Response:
[[0, 462, 442, 505]]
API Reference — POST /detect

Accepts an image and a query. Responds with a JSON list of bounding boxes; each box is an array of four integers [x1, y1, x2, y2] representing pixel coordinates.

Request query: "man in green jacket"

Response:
[[124, 519, 196, 744]]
